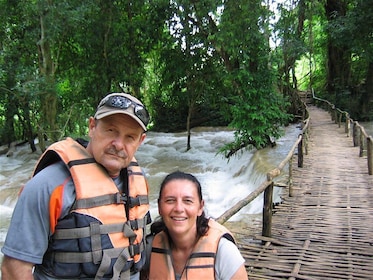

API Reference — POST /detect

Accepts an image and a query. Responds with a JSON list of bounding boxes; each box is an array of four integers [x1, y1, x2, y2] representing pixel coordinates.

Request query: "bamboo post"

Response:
[[298, 136, 304, 168], [262, 182, 274, 240], [345, 113, 350, 136], [359, 127, 365, 157], [289, 156, 293, 197], [334, 108, 338, 124], [368, 137, 373, 175], [338, 111, 342, 128], [304, 130, 309, 155], [353, 122, 359, 147]]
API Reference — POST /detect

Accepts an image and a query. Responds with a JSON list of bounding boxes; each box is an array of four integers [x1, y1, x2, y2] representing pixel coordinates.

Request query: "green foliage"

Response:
[[1, 0, 370, 153], [219, 68, 291, 157], [0, 0, 169, 146], [320, 0, 373, 119]]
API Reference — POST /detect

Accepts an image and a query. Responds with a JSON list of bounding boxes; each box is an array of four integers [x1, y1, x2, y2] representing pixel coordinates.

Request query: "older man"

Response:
[[1, 93, 151, 280]]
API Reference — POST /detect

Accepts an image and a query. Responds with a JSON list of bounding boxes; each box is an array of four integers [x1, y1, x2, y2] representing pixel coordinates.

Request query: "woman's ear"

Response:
[[198, 199, 205, 216]]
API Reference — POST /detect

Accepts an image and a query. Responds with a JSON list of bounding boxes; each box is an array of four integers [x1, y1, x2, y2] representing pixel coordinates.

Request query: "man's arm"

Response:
[[1, 255, 34, 280]]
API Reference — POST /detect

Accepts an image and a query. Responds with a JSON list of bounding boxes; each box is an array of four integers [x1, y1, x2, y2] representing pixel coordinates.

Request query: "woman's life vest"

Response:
[[33, 137, 151, 279], [148, 219, 235, 280]]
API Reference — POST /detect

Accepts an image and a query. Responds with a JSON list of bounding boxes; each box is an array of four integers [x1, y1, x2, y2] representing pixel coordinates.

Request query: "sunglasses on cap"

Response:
[[98, 95, 150, 127]]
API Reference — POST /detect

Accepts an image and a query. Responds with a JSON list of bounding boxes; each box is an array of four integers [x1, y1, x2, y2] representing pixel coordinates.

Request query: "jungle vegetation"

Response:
[[0, 0, 372, 157]]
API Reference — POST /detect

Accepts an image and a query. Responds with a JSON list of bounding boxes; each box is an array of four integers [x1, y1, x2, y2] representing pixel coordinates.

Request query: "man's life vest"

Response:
[[148, 219, 235, 280], [33, 137, 150, 279]]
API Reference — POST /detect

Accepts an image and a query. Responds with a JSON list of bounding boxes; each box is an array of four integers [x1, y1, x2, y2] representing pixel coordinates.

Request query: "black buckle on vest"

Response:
[[128, 244, 140, 257], [116, 193, 140, 207], [116, 193, 127, 204], [145, 211, 152, 224], [128, 197, 140, 207], [130, 220, 139, 230]]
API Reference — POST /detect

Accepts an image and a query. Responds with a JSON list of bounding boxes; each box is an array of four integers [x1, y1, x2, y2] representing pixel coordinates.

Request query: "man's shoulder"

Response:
[[34, 160, 70, 178], [24, 161, 72, 193]]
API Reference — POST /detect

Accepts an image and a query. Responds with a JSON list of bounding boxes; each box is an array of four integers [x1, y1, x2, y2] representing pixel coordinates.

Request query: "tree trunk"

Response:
[[360, 61, 373, 117], [325, 0, 350, 101], [24, 104, 37, 152], [186, 101, 192, 151], [37, 10, 58, 147]]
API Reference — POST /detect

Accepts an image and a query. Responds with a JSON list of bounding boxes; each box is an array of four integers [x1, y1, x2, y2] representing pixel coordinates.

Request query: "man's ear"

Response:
[[88, 117, 96, 137]]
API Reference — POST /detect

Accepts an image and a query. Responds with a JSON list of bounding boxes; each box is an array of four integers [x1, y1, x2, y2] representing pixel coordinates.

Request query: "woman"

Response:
[[148, 171, 248, 280]]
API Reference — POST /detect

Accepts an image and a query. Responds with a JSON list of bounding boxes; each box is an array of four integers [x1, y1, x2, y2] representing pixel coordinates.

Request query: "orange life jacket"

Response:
[[149, 219, 235, 280], [34, 137, 150, 279]]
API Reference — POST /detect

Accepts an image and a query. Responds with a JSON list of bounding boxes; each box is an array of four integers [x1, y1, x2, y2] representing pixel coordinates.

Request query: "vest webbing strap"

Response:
[[186, 264, 215, 269], [53, 217, 149, 239], [119, 269, 130, 280], [112, 249, 132, 280], [91, 222, 102, 264], [67, 158, 96, 168], [54, 242, 145, 263], [127, 195, 149, 207], [95, 247, 132, 280], [189, 252, 215, 259], [129, 171, 143, 176], [73, 193, 149, 209], [185, 252, 215, 272], [129, 211, 151, 230], [151, 247, 170, 254]]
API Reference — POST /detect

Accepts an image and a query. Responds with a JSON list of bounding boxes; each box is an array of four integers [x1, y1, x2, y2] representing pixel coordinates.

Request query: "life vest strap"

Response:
[[186, 264, 215, 270], [189, 252, 215, 259], [151, 247, 171, 254], [95, 247, 132, 280], [128, 161, 139, 167], [72, 193, 149, 210], [129, 213, 150, 230], [113, 253, 131, 280], [129, 171, 144, 176], [91, 222, 103, 264], [53, 242, 145, 263], [67, 158, 96, 168], [53, 220, 146, 240], [127, 195, 149, 207], [73, 193, 125, 209]]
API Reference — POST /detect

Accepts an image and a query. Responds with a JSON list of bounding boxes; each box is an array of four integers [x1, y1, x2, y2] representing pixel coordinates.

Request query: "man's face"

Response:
[[87, 114, 146, 177]]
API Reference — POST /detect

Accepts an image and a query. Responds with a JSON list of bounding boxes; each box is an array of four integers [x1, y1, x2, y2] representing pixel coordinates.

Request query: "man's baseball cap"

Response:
[[94, 92, 150, 131]]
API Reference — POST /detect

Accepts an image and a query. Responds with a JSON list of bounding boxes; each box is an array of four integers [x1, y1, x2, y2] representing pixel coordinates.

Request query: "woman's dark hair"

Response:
[[150, 171, 209, 238]]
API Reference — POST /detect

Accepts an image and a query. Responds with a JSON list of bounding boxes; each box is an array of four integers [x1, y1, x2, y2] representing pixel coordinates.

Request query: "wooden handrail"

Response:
[[312, 89, 373, 175]]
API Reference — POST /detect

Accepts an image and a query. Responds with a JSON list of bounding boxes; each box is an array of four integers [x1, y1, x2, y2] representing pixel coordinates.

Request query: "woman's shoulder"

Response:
[[215, 236, 245, 279]]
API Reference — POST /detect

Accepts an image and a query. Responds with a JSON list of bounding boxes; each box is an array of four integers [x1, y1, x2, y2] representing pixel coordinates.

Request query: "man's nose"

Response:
[[112, 137, 125, 150]]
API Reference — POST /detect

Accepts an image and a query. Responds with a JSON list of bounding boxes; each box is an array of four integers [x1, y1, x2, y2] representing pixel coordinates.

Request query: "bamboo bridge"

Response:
[[223, 95, 373, 279]]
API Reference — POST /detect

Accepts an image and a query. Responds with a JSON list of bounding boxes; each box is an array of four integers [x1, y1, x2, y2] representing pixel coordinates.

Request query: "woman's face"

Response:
[[158, 179, 204, 238]]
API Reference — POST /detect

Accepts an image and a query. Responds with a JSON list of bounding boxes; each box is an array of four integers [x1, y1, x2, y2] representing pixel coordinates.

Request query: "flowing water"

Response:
[[0, 124, 303, 268]]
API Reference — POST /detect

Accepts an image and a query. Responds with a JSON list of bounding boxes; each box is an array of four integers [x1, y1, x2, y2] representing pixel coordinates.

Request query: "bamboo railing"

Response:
[[216, 90, 373, 240], [311, 89, 373, 176]]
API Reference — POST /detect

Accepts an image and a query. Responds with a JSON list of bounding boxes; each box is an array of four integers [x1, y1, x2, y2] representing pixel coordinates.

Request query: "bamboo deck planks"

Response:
[[238, 106, 373, 279]]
